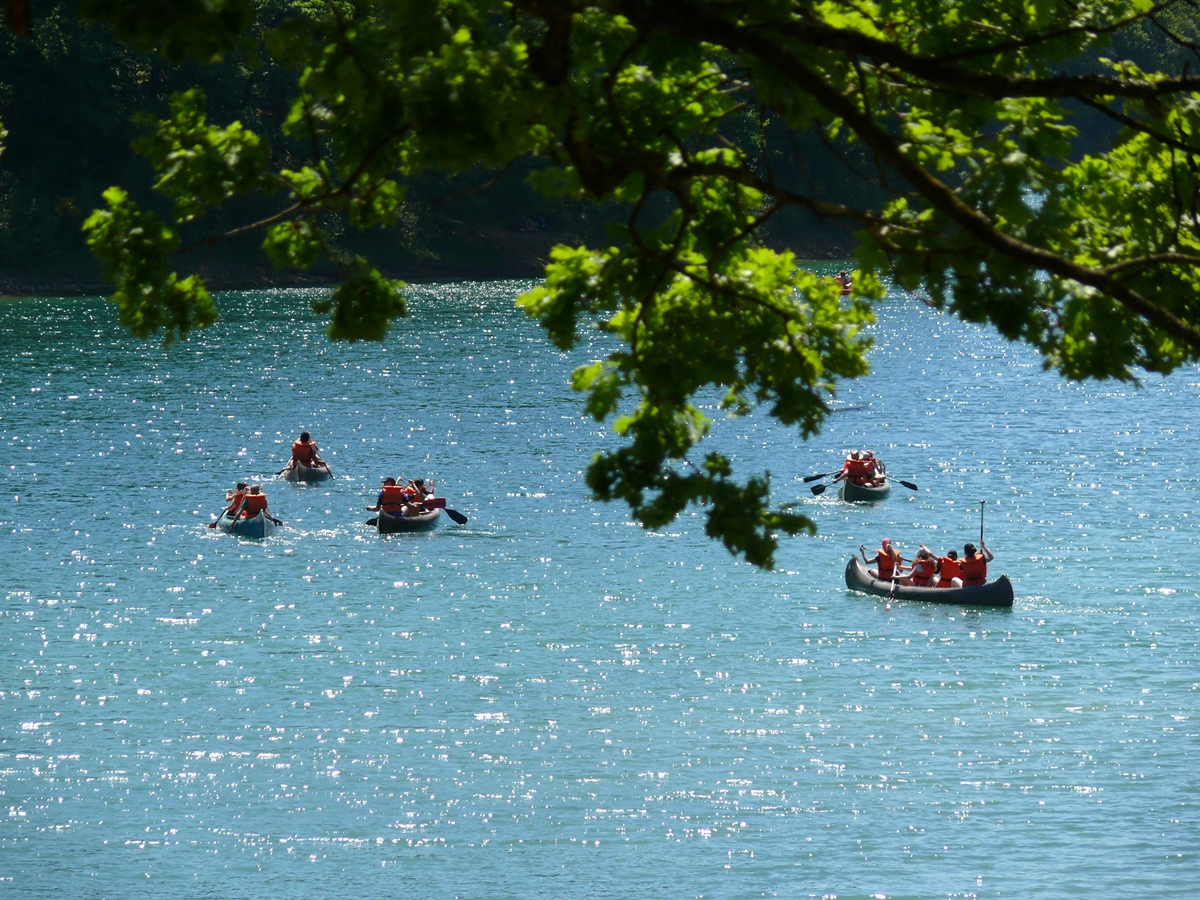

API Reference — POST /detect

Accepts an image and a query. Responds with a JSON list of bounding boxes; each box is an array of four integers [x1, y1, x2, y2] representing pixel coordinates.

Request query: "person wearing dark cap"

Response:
[[367, 477, 406, 515], [935, 548, 963, 588], [960, 540, 994, 586], [291, 431, 326, 467]]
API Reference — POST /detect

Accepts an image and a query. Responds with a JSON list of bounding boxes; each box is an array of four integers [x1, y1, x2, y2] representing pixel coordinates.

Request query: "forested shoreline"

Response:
[[0, 0, 873, 295]]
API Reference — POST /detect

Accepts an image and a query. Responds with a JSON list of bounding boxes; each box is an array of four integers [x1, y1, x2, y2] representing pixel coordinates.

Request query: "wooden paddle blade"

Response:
[[898, 480, 919, 491], [445, 508, 468, 525], [365, 517, 378, 527], [810, 483, 828, 496]]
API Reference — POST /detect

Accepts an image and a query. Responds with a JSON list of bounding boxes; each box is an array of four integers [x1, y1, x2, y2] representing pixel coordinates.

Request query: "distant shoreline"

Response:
[[0, 251, 855, 300]]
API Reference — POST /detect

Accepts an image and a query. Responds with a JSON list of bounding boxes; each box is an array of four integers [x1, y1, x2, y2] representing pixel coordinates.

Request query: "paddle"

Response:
[[803, 469, 843, 483], [810, 473, 844, 496], [366, 517, 378, 526], [422, 497, 469, 524], [208, 502, 237, 527], [980, 499, 986, 544], [888, 477, 920, 491]]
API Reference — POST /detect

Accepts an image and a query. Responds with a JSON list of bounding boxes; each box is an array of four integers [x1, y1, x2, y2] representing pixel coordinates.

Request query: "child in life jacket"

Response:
[[239, 485, 271, 518], [224, 482, 248, 517]]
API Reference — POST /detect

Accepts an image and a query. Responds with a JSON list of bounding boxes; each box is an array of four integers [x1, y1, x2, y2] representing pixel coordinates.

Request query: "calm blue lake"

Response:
[[0, 279, 1197, 898]]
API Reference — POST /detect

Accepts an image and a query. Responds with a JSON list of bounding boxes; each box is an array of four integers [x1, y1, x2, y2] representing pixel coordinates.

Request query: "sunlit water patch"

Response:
[[0, 280, 1197, 898]]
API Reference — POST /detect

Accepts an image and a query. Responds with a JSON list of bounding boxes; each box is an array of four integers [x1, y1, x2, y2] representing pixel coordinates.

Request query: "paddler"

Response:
[[238, 484, 274, 521], [224, 481, 249, 517], [860, 537, 904, 581], [842, 450, 883, 486], [896, 546, 937, 586], [960, 541, 994, 586], [367, 477, 408, 516], [935, 548, 963, 588], [291, 431, 326, 468], [397, 479, 425, 514]]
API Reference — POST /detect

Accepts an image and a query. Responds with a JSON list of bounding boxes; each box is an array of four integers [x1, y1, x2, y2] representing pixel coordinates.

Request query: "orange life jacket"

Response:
[[242, 493, 268, 516], [845, 458, 874, 478], [380, 484, 407, 514], [226, 490, 246, 513], [911, 558, 936, 586], [937, 556, 963, 585], [292, 440, 315, 464], [875, 549, 901, 579], [961, 554, 987, 586]]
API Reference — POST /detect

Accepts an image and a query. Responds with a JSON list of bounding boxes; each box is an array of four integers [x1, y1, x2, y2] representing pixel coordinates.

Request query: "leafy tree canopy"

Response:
[[37, 0, 1200, 566]]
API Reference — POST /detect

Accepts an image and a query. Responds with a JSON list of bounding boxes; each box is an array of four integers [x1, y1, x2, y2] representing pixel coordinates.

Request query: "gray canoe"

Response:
[[377, 506, 441, 533], [844, 556, 1014, 607], [282, 459, 333, 482]]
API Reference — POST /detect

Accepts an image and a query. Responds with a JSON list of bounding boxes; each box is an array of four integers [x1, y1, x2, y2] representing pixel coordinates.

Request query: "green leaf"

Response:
[[83, 187, 215, 344], [312, 260, 407, 341]]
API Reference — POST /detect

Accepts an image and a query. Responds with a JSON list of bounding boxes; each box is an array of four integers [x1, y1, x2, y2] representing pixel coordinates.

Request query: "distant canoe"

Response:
[[838, 479, 891, 502], [282, 459, 332, 482], [216, 509, 275, 539], [377, 506, 441, 533], [844, 556, 1013, 608]]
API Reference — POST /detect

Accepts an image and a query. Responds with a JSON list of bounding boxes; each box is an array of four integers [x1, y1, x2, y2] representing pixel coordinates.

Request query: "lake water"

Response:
[[1, 279, 1197, 898]]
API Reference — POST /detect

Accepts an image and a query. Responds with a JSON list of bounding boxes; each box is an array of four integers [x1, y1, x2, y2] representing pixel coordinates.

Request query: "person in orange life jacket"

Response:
[[842, 450, 871, 485], [960, 540, 994, 586], [900, 546, 938, 586], [367, 477, 408, 515], [224, 482, 248, 517], [412, 478, 432, 497], [860, 537, 904, 580], [291, 431, 325, 467], [863, 450, 885, 478], [935, 548, 964, 587], [397, 478, 431, 515], [238, 484, 271, 518], [843, 450, 884, 486]]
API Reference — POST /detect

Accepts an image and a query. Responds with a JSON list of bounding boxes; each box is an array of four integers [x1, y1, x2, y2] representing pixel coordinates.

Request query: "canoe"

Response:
[[377, 505, 441, 533], [282, 459, 332, 482], [216, 509, 275, 539], [844, 556, 1013, 608], [838, 479, 891, 502]]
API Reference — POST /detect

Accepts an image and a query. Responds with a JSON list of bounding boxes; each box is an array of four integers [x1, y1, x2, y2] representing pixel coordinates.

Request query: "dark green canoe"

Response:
[[838, 479, 891, 502]]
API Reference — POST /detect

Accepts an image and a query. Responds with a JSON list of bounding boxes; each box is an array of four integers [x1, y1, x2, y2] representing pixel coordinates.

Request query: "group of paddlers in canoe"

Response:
[[809, 446, 1013, 607], [211, 431, 465, 537], [858, 537, 993, 589]]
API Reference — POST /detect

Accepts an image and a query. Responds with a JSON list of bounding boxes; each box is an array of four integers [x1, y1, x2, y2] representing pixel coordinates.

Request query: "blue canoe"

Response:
[[216, 510, 276, 539]]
